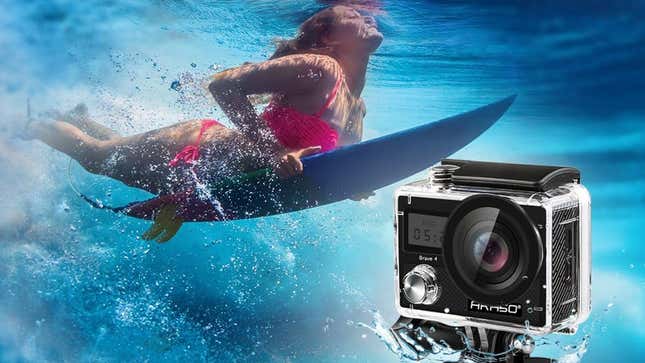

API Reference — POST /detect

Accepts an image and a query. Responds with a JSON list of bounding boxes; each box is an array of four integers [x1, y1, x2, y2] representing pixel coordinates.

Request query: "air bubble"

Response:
[[443, 308, 450, 313]]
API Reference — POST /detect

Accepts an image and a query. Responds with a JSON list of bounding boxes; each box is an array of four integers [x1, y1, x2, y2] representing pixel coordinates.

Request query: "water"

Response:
[[1, 0, 644, 361]]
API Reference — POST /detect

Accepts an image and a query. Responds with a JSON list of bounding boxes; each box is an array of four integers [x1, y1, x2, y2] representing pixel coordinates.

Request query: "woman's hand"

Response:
[[274, 145, 322, 179]]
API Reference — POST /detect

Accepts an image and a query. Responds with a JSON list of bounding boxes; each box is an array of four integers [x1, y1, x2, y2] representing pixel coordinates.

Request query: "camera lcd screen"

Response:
[[407, 213, 447, 248]]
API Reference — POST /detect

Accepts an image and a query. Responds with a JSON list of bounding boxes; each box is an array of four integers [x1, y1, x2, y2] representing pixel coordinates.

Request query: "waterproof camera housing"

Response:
[[394, 159, 591, 335]]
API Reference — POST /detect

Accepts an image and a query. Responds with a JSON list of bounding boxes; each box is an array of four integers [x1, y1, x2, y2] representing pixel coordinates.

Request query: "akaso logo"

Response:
[[468, 300, 522, 317]]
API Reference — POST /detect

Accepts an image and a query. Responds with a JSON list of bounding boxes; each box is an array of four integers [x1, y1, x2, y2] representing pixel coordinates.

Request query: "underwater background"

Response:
[[1, 0, 644, 361]]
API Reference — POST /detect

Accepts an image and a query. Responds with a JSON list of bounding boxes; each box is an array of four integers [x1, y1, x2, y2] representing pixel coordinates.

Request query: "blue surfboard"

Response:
[[120, 95, 516, 222]]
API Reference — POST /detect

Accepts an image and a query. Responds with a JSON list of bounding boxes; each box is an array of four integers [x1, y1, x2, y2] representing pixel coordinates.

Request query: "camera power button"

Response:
[[403, 264, 441, 305]]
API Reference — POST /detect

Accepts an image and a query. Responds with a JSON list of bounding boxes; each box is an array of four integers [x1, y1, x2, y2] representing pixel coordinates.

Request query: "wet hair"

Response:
[[270, 7, 338, 59]]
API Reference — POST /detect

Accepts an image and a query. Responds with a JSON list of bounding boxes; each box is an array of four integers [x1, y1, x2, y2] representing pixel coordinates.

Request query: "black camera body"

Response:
[[394, 160, 591, 335]]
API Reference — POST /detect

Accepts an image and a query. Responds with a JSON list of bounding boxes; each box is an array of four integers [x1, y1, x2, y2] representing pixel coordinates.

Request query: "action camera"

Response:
[[394, 159, 591, 335]]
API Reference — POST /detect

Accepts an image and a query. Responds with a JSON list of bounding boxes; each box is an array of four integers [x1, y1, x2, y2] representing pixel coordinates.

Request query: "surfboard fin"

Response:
[[141, 204, 184, 243]]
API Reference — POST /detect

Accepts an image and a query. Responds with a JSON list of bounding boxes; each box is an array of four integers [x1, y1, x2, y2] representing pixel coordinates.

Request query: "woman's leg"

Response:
[[59, 103, 121, 141], [28, 119, 205, 194], [28, 120, 109, 172]]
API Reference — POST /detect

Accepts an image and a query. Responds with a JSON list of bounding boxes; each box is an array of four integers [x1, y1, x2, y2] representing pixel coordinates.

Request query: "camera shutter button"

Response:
[[403, 264, 441, 305]]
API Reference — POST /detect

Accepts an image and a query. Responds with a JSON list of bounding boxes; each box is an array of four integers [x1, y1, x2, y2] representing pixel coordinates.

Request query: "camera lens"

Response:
[[459, 218, 520, 287], [443, 195, 543, 303], [472, 231, 510, 273]]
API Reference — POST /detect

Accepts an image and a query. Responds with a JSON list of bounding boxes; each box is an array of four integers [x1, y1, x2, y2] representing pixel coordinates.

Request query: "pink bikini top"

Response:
[[261, 75, 343, 152]]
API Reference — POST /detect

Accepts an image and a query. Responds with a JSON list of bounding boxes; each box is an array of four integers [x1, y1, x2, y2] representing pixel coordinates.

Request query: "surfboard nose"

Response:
[[494, 94, 517, 115]]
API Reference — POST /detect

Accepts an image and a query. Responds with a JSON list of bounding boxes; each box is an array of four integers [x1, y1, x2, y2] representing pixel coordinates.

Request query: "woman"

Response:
[[26, 6, 383, 238]]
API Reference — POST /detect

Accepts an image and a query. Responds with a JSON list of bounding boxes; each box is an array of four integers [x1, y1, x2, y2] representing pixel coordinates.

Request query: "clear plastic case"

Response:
[[394, 163, 591, 335]]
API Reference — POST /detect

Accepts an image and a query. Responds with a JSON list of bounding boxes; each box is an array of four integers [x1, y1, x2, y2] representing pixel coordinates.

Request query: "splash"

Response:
[[190, 167, 227, 220], [359, 307, 596, 362], [358, 311, 463, 362]]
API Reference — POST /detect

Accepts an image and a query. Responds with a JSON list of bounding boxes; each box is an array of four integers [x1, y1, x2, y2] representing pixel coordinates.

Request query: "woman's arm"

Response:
[[340, 98, 366, 145], [208, 54, 338, 149]]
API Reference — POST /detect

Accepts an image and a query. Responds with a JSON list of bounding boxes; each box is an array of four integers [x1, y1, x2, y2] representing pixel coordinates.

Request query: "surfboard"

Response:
[[118, 95, 516, 222]]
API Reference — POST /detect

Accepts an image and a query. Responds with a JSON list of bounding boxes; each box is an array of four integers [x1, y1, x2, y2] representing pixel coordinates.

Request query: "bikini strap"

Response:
[[168, 119, 219, 167], [314, 74, 344, 118]]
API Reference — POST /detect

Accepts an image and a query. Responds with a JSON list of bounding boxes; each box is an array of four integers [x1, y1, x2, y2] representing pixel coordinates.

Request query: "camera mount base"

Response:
[[389, 316, 553, 362]]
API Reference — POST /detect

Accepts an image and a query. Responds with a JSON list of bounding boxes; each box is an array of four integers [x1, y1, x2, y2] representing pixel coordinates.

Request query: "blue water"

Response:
[[1, 0, 644, 362]]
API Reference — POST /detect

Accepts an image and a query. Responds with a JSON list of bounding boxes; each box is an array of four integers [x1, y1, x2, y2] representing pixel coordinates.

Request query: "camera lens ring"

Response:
[[443, 194, 543, 303]]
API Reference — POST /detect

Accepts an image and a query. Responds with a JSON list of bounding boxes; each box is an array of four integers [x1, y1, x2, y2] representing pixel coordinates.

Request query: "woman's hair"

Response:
[[270, 7, 338, 59]]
